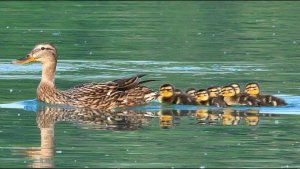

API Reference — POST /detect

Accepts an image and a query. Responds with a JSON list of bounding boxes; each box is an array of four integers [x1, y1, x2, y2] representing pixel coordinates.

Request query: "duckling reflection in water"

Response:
[[194, 108, 221, 125], [243, 109, 260, 126], [245, 82, 287, 106], [221, 108, 241, 126], [195, 109, 209, 124], [157, 109, 177, 129], [195, 89, 210, 106], [158, 84, 197, 105]]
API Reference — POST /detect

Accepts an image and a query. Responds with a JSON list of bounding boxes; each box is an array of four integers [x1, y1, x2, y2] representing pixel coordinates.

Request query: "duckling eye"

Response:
[[41, 47, 45, 50]]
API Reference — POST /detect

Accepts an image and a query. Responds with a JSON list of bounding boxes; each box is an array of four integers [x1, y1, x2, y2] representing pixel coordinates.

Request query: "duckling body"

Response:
[[195, 89, 210, 106], [207, 86, 227, 107], [12, 43, 157, 110], [245, 82, 287, 106], [221, 85, 257, 106], [158, 84, 197, 105]]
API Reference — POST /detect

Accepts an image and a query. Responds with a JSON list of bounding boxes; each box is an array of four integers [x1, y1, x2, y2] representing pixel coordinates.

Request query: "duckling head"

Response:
[[185, 88, 196, 97], [207, 86, 220, 98], [195, 89, 209, 102], [159, 84, 175, 99], [174, 89, 183, 95], [245, 82, 260, 96], [229, 83, 241, 95], [12, 43, 57, 65], [221, 85, 236, 97]]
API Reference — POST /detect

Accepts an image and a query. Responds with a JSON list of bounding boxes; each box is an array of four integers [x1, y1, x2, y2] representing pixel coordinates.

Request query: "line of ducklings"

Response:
[[158, 82, 287, 107]]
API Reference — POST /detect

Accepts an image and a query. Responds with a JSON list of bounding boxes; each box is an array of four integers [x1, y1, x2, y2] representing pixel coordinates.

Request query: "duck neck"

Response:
[[39, 61, 57, 88]]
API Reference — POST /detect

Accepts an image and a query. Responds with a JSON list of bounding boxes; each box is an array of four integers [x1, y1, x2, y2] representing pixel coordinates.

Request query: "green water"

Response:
[[1, 1, 300, 168]]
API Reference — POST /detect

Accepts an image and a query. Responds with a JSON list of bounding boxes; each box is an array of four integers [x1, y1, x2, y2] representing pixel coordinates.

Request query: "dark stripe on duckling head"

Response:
[[221, 85, 236, 97]]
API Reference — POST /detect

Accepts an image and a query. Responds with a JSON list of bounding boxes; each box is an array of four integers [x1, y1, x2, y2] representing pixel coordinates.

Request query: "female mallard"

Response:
[[12, 43, 157, 110]]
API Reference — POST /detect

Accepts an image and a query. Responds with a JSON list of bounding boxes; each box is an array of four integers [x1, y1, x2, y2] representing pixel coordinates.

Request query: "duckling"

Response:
[[229, 83, 243, 96], [174, 88, 183, 95], [158, 84, 197, 105], [185, 87, 197, 99], [207, 86, 227, 107], [221, 108, 240, 126], [244, 82, 287, 106], [221, 85, 258, 106], [195, 89, 210, 106]]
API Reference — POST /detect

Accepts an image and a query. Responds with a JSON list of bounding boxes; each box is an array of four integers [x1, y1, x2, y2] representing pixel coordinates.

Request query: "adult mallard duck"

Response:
[[12, 43, 158, 110]]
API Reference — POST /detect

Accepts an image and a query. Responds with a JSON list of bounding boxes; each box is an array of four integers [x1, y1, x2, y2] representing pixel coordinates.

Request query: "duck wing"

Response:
[[112, 74, 146, 90], [63, 74, 157, 109]]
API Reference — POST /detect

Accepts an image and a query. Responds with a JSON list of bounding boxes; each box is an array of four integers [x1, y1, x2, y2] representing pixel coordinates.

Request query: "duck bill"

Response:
[[12, 56, 35, 64]]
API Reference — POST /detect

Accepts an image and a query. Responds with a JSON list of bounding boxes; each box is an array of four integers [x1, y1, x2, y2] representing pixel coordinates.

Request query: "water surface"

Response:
[[0, 1, 300, 168]]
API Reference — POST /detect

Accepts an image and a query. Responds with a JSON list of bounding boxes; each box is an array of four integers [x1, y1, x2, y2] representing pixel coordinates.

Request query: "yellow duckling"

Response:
[[245, 82, 287, 106], [221, 85, 257, 106], [158, 84, 197, 105], [12, 43, 157, 110], [195, 89, 210, 106], [207, 86, 227, 107]]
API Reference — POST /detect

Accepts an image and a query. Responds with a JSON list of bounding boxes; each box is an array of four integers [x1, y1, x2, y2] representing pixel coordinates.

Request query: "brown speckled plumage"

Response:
[[13, 43, 157, 110]]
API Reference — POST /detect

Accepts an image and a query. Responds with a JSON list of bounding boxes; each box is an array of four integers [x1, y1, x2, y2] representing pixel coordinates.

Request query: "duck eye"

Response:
[[41, 47, 45, 50]]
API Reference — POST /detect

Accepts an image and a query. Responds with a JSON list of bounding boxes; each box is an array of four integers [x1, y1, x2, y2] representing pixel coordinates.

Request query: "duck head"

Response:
[[159, 84, 175, 99], [12, 43, 57, 65], [195, 89, 209, 102], [245, 82, 260, 96], [221, 85, 236, 97]]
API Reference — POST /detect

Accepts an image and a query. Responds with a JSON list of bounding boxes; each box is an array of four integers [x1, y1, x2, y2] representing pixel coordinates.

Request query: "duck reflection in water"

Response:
[[221, 108, 241, 126], [195, 108, 222, 125], [158, 109, 176, 129], [192, 108, 262, 126], [243, 109, 260, 126], [23, 106, 154, 168]]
